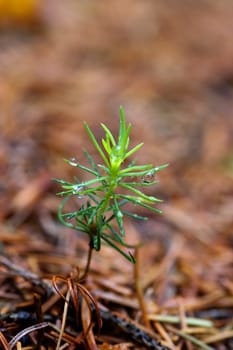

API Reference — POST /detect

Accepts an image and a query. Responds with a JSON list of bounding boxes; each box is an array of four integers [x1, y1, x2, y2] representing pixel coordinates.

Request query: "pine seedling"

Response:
[[54, 107, 167, 277]]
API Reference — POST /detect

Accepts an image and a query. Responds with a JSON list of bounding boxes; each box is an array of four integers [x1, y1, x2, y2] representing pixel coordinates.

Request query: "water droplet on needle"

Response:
[[69, 157, 79, 166], [142, 170, 155, 183]]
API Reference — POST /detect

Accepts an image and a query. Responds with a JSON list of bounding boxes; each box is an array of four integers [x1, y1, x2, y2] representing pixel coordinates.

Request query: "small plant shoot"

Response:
[[54, 107, 167, 276]]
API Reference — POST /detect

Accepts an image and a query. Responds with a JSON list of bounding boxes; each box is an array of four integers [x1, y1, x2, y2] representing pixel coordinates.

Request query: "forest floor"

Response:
[[0, 1, 232, 349]]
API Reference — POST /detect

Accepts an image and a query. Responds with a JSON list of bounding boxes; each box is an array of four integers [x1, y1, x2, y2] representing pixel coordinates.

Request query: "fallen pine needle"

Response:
[[149, 314, 213, 328], [166, 325, 215, 350], [56, 288, 70, 350], [204, 329, 233, 344]]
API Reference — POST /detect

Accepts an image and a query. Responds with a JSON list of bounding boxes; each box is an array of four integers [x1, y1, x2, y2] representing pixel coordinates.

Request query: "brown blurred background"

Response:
[[0, 0, 232, 244]]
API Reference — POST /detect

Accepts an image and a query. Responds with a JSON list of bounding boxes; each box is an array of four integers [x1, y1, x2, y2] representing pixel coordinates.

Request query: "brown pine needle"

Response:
[[134, 247, 150, 329], [154, 321, 176, 350], [56, 288, 70, 350]]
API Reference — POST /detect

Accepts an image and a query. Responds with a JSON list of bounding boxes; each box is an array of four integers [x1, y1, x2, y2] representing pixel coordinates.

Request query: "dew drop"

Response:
[[141, 170, 155, 183], [72, 184, 83, 195], [69, 157, 79, 166]]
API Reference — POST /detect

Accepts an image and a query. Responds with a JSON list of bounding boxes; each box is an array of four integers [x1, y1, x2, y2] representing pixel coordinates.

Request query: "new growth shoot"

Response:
[[54, 107, 167, 277]]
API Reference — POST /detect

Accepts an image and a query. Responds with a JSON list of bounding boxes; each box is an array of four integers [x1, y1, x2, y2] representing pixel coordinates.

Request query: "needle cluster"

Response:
[[54, 107, 167, 265]]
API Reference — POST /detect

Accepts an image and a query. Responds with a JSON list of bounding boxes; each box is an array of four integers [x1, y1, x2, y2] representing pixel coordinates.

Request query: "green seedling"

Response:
[[54, 107, 167, 277]]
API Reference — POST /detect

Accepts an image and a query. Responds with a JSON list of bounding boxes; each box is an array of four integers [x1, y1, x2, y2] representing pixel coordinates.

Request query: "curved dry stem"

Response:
[[52, 267, 102, 346]]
